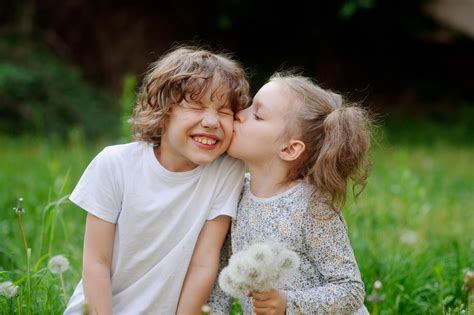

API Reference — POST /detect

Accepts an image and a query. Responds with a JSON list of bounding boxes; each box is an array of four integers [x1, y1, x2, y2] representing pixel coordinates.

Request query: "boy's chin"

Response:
[[226, 145, 241, 159], [192, 150, 227, 165]]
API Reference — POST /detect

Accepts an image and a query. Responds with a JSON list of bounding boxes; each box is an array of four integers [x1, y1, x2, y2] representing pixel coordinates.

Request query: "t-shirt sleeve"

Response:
[[69, 147, 123, 223], [207, 156, 244, 220]]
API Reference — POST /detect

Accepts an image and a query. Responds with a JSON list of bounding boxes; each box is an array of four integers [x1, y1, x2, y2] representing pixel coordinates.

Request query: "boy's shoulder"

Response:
[[99, 141, 149, 158], [103, 141, 147, 153]]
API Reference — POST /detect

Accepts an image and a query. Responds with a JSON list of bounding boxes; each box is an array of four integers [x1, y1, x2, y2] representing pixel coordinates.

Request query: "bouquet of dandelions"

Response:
[[218, 241, 300, 297]]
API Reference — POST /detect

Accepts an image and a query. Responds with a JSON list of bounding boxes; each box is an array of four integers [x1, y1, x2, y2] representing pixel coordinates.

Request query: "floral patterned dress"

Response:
[[209, 174, 369, 315]]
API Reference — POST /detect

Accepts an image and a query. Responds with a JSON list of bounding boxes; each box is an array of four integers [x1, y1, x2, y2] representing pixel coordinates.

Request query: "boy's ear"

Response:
[[279, 139, 305, 162]]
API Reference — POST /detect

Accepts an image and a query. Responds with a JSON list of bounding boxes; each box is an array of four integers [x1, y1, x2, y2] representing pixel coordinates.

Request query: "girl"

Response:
[[212, 72, 371, 314]]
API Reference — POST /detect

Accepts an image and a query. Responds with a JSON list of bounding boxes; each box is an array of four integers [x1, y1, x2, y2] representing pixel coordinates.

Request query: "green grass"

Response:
[[0, 134, 473, 314]]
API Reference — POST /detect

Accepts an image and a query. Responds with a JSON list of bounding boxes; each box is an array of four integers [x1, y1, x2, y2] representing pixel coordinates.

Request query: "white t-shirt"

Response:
[[64, 141, 244, 315]]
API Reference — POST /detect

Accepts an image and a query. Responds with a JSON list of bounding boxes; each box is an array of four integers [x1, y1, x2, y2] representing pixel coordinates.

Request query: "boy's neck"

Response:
[[247, 164, 298, 198], [154, 146, 198, 172]]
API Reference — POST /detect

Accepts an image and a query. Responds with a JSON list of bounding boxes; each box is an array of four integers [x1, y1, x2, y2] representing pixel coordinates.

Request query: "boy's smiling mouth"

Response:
[[192, 135, 218, 145]]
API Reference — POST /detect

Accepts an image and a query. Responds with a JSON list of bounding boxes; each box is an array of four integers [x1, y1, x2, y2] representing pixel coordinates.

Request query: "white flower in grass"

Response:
[[219, 241, 300, 297], [374, 280, 382, 290], [400, 230, 418, 244], [48, 255, 70, 274], [0, 281, 19, 298]]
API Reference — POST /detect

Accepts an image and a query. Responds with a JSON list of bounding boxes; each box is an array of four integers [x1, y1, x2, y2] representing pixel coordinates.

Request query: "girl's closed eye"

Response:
[[253, 112, 263, 121]]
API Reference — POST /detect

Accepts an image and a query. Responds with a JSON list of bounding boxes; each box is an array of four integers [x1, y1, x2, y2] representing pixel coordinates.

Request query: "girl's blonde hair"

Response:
[[130, 45, 250, 145], [271, 72, 372, 210]]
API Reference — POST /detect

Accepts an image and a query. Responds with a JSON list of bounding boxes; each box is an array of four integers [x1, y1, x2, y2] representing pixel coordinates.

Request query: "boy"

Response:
[[64, 45, 249, 314]]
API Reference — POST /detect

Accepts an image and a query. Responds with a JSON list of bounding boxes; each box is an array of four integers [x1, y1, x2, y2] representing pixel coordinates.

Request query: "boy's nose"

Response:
[[201, 110, 219, 128]]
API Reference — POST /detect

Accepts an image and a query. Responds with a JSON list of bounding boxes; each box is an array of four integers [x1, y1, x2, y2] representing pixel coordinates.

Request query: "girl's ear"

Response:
[[279, 139, 305, 162]]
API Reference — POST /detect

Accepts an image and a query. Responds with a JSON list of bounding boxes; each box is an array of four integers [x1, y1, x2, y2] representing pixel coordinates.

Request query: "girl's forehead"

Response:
[[255, 81, 294, 113]]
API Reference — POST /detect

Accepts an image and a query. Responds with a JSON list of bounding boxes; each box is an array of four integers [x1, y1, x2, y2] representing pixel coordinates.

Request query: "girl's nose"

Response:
[[234, 109, 245, 123]]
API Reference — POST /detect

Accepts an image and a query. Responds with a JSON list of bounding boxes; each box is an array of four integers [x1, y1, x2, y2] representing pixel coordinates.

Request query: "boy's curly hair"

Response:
[[129, 45, 250, 145]]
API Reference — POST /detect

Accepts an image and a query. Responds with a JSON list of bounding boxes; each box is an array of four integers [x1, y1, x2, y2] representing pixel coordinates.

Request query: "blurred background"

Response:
[[1, 1, 474, 314], [1, 0, 473, 142]]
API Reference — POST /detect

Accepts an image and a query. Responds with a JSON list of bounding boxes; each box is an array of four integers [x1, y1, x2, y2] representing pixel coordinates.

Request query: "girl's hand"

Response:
[[250, 289, 287, 315]]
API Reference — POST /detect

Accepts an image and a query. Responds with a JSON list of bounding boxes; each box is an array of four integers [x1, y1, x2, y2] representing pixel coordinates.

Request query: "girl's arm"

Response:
[[82, 213, 116, 315], [283, 204, 366, 314], [176, 215, 231, 315]]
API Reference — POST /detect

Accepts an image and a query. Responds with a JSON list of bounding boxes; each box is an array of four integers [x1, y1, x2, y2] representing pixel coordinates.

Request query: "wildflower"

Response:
[[201, 304, 211, 314], [48, 255, 70, 303], [13, 197, 24, 214], [0, 281, 19, 298], [400, 230, 418, 244], [464, 269, 474, 292], [367, 279, 384, 304], [218, 241, 300, 297], [48, 255, 70, 274], [465, 269, 474, 315], [374, 280, 382, 290]]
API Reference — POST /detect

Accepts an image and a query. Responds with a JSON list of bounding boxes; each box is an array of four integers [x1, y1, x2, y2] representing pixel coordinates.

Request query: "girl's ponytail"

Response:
[[271, 73, 372, 210], [312, 106, 371, 209]]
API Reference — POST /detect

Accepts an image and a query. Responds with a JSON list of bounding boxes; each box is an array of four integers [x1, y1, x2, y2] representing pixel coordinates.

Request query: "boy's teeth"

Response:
[[193, 136, 217, 145]]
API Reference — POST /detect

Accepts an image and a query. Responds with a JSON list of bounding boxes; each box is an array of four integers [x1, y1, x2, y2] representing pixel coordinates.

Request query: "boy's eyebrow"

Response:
[[217, 102, 232, 109]]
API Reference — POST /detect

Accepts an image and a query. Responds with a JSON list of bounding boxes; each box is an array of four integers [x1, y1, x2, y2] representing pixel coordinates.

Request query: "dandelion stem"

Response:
[[468, 291, 473, 315], [16, 295, 22, 315], [26, 248, 32, 315], [15, 198, 32, 315], [16, 198, 29, 256], [59, 273, 67, 304], [372, 304, 379, 315]]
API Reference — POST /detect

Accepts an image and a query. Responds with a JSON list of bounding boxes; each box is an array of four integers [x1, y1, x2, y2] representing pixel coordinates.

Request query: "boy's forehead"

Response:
[[200, 84, 232, 105]]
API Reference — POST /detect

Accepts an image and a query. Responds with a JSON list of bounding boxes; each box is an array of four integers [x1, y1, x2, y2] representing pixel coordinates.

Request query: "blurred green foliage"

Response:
[[0, 38, 120, 141], [339, 0, 376, 18], [380, 104, 474, 146], [119, 74, 137, 143]]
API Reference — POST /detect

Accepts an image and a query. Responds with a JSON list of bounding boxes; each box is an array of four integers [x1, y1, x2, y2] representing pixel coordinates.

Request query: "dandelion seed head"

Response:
[[219, 241, 300, 296], [247, 243, 273, 265], [48, 255, 70, 274], [0, 281, 19, 298], [201, 304, 211, 313], [278, 250, 299, 271], [219, 268, 245, 297], [464, 269, 474, 292], [400, 230, 418, 244], [374, 280, 382, 290], [14, 197, 25, 214]]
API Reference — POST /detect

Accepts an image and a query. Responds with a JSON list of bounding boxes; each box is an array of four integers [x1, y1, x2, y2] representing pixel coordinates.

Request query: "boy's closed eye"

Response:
[[218, 107, 234, 116], [180, 102, 204, 111]]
